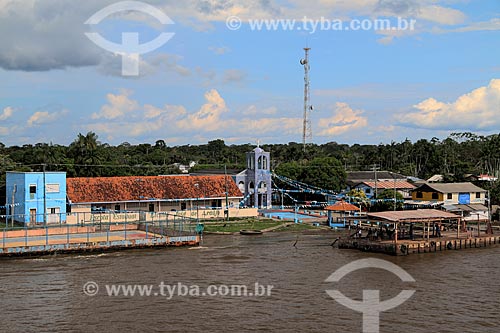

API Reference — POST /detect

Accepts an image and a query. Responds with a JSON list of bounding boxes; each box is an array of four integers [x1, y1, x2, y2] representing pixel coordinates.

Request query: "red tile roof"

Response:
[[67, 175, 243, 204], [360, 181, 416, 190]]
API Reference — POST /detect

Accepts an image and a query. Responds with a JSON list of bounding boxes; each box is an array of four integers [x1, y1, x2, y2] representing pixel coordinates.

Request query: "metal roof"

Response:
[[347, 171, 406, 181], [444, 204, 489, 212], [367, 209, 460, 223], [415, 182, 487, 193]]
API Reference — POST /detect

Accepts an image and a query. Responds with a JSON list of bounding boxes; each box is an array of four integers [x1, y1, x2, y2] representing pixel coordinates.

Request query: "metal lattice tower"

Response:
[[300, 47, 312, 151]]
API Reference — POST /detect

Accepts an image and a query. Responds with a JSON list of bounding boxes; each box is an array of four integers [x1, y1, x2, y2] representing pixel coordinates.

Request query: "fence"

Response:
[[0, 211, 202, 252], [0, 211, 198, 232]]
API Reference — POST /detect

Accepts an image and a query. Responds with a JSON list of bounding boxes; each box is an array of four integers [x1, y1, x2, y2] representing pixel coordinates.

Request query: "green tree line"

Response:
[[2, 131, 500, 201]]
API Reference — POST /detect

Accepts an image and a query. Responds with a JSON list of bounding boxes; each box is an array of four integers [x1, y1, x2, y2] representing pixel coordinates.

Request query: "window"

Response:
[[416, 192, 423, 199], [181, 202, 187, 211], [365, 188, 371, 194], [476, 192, 481, 199], [447, 193, 453, 200], [46, 184, 60, 193], [114, 204, 121, 211], [432, 192, 439, 200], [29, 185, 36, 199], [149, 203, 155, 212]]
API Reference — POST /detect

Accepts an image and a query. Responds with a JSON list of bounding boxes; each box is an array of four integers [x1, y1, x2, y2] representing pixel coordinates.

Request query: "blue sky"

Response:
[[0, 0, 499, 146]]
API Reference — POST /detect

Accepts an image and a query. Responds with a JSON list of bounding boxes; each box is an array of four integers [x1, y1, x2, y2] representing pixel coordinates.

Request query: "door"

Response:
[[30, 209, 37, 224], [458, 193, 471, 204]]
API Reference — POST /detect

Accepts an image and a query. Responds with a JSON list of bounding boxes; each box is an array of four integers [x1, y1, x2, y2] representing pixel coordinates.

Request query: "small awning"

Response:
[[325, 201, 360, 212]]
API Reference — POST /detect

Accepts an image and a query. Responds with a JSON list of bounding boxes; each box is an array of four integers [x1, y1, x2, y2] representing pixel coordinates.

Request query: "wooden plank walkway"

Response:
[[338, 233, 500, 256]]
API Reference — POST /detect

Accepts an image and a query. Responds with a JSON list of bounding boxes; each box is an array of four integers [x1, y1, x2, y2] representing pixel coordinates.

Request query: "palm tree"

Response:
[[69, 132, 102, 177]]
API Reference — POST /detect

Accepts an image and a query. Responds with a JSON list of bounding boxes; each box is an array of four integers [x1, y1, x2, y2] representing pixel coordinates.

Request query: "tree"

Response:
[[373, 189, 404, 212], [69, 132, 103, 177], [275, 157, 346, 191], [301, 157, 346, 191]]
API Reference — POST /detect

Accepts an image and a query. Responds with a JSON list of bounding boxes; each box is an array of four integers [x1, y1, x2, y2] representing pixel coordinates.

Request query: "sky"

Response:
[[0, 0, 499, 147]]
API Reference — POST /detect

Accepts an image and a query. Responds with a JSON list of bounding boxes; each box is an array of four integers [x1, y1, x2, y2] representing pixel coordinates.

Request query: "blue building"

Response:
[[6, 172, 67, 225]]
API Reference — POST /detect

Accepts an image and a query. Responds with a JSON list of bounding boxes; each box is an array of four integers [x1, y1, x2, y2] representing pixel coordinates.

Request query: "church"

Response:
[[235, 146, 273, 208]]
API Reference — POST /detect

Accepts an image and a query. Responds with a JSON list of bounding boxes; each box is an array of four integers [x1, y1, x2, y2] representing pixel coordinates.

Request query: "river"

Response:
[[0, 231, 499, 332]]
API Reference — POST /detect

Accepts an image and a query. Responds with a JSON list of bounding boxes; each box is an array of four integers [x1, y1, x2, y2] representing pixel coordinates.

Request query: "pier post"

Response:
[[25, 226, 27, 247], [46, 225, 49, 246], [67, 224, 69, 245], [107, 227, 109, 245], [2, 229, 5, 249]]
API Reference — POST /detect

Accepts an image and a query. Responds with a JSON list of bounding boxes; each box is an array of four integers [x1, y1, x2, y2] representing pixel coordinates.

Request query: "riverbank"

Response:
[[202, 218, 327, 234]]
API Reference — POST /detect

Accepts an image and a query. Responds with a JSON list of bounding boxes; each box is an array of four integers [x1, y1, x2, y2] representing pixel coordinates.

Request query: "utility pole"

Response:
[[390, 172, 397, 211], [11, 184, 16, 228], [372, 164, 380, 199], [43, 164, 47, 225], [488, 189, 492, 223], [224, 165, 229, 221]]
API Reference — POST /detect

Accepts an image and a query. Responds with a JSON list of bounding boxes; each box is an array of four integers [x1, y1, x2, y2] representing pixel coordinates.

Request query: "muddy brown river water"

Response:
[[0, 231, 499, 332]]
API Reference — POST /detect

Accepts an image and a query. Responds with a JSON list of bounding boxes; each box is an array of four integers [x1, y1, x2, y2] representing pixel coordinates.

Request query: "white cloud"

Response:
[[437, 18, 500, 33], [417, 5, 466, 25], [242, 105, 278, 116], [176, 89, 229, 131], [317, 102, 368, 136], [397, 79, 500, 130], [92, 90, 139, 120], [144, 104, 187, 119], [27, 109, 69, 127], [0, 106, 14, 121], [86, 88, 304, 143]]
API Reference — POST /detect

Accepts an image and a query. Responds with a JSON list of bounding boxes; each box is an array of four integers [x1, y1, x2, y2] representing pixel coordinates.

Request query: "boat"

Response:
[[239, 230, 263, 235]]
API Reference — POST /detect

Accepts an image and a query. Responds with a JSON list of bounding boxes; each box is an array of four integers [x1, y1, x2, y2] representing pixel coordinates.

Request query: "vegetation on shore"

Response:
[[272, 223, 321, 232], [201, 218, 324, 233], [2, 131, 500, 204], [202, 219, 282, 233]]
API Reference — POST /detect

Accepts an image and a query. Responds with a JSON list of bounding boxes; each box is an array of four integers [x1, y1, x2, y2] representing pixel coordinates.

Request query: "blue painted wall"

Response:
[[5, 172, 67, 224]]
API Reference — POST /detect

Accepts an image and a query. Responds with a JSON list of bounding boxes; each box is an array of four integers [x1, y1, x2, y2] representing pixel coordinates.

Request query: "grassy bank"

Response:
[[202, 218, 325, 233], [272, 223, 320, 232], [203, 219, 282, 233]]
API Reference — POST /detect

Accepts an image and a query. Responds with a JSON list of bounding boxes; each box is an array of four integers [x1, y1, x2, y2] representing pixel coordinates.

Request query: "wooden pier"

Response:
[[339, 234, 500, 256], [338, 209, 498, 256]]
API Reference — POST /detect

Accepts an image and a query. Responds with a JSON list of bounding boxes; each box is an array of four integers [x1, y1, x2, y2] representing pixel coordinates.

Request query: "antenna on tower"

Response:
[[300, 47, 312, 152]]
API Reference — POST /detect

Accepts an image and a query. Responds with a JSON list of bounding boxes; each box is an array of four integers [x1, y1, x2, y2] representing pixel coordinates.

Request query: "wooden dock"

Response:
[[338, 234, 500, 256], [337, 209, 499, 256]]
